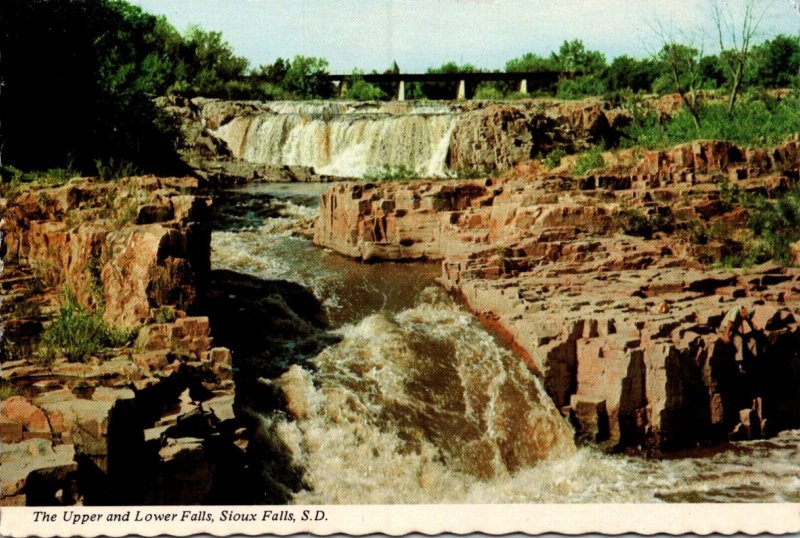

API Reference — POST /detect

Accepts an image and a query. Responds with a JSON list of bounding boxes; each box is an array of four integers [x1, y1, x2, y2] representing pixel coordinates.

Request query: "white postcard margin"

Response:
[[1, 503, 800, 537]]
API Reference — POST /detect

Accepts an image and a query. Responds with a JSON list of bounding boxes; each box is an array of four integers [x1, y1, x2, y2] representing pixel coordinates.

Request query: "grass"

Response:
[[0, 380, 21, 400], [0, 165, 76, 198], [30, 256, 64, 291], [686, 180, 800, 267], [363, 165, 418, 182], [38, 290, 134, 363], [153, 305, 176, 323], [572, 147, 605, 176], [623, 96, 800, 150], [94, 158, 140, 182]]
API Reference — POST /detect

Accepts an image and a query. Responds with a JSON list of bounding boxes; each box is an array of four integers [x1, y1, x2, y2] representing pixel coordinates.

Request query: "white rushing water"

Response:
[[211, 183, 800, 504], [211, 102, 458, 178]]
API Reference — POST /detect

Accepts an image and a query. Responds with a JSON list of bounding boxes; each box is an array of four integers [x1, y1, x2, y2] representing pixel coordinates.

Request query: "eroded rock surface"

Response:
[[314, 139, 800, 451], [0, 176, 248, 505]]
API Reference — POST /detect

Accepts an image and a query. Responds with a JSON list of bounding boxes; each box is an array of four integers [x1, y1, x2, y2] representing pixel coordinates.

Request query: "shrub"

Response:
[[0, 381, 21, 400], [746, 186, 800, 265], [95, 158, 141, 181], [544, 149, 567, 169], [572, 148, 605, 176], [38, 290, 133, 363], [364, 165, 417, 181], [623, 96, 800, 150], [474, 85, 506, 100], [153, 305, 176, 323], [345, 79, 386, 101], [613, 208, 674, 239]]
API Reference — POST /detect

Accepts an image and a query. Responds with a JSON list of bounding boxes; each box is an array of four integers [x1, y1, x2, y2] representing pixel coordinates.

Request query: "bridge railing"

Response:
[[323, 71, 563, 100]]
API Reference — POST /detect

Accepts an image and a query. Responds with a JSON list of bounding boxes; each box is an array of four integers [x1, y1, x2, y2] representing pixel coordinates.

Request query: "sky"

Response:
[[128, 0, 800, 73]]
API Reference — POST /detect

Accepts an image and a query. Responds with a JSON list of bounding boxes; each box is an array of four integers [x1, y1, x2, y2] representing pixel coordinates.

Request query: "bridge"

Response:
[[323, 71, 563, 100]]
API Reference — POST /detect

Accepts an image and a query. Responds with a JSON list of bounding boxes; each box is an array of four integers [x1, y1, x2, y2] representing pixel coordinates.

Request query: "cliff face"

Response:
[[448, 100, 612, 172], [167, 97, 620, 182], [314, 140, 800, 450], [0, 177, 246, 505]]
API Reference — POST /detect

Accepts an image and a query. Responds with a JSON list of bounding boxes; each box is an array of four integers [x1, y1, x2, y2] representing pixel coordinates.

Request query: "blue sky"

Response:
[[129, 0, 800, 73]]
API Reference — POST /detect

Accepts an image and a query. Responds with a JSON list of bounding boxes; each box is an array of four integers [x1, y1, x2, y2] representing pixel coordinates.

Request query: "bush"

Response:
[[364, 165, 417, 181], [572, 148, 605, 176], [474, 85, 506, 100], [544, 149, 567, 169], [613, 208, 675, 239], [38, 290, 133, 363], [0, 381, 21, 400], [346, 79, 386, 101], [623, 96, 800, 150], [746, 186, 800, 265]]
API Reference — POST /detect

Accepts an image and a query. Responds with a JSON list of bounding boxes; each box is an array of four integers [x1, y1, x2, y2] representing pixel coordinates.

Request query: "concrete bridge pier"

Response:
[[456, 79, 466, 100], [397, 80, 405, 101], [518, 78, 528, 95], [339, 80, 348, 98]]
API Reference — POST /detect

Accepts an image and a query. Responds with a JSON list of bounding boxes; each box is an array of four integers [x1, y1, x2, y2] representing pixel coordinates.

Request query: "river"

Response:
[[210, 182, 800, 504]]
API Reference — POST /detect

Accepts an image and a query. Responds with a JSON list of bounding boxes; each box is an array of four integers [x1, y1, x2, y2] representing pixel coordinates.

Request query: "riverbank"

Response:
[[313, 139, 800, 451], [0, 176, 249, 505]]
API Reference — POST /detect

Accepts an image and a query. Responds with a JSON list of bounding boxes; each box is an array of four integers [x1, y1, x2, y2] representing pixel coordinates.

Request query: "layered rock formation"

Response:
[[314, 139, 800, 451], [0, 177, 247, 505], [167, 96, 620, 182]]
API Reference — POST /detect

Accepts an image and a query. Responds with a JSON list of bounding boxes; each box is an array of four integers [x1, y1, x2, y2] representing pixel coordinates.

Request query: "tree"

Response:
[[345, 70, 386, 101], [281, 56, 333, 99], [182, 26, 249, 96], [748, 34, 800, 87], [648, 18, 706, 127], [550, 40, 606, 76], [710, 0, 766, 114], [605, 55, 661, 93], [0, 0, 186, 173], [505, 52, 557, 73]]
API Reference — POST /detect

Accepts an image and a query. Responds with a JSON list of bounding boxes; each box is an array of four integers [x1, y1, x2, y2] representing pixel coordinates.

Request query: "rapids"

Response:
[[211, 183, 800, 503]]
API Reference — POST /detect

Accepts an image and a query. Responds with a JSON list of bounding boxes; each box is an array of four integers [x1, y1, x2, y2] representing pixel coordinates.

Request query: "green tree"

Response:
[[550, 39, 607, 75], [505, 52, 558, 73], [748, 34, 800, 87], [0, 0, 186, 173], [605, 55, 661, 92], [281, 56, 334, 99], [657, 42, 704, 126], [345, 71, 387, 101]]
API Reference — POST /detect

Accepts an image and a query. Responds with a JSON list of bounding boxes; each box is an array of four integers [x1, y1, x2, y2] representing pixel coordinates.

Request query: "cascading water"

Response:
[[211, 183, 800, 504], [211, 102, 458, 178]]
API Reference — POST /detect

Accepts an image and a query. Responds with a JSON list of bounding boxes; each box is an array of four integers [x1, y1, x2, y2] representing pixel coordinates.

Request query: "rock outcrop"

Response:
[[314, 139, 800, 451], [166, 96, 620, 181], [0, 176, 248, 505]]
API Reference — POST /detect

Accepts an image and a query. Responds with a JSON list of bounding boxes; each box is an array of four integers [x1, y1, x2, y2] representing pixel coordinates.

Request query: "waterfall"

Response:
[[210, 102, 459, 178]]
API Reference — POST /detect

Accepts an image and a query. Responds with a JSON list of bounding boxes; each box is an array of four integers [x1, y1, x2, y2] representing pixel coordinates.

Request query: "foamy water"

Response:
[[212, 183, 800, 504], [211, 104, 458, 178]]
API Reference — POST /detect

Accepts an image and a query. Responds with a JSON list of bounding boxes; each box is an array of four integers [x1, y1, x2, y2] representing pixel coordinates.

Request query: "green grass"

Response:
[[623, 96, 800, 150], [38, 290, 134, 363], [687, 180, 800, 267], [0, 380, 21, 400], [0, 165, 76, 198], [572, 147, 605, 176], [363, 165, 418, 182]]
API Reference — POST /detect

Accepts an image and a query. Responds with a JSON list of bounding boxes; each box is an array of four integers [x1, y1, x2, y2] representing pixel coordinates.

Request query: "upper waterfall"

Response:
[[211, 101, 459, 178]]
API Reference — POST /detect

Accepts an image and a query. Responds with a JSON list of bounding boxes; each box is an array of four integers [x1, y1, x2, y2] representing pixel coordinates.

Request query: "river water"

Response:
[[211, 182, 800, 504]]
